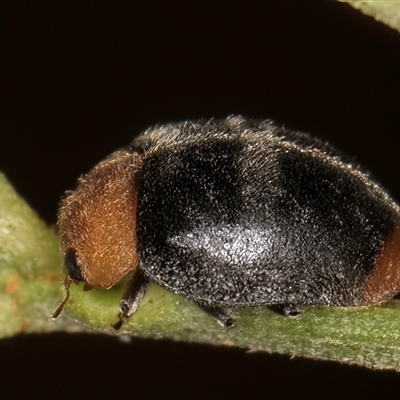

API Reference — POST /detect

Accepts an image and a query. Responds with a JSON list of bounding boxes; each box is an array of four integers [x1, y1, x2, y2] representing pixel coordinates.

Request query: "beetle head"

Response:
[[53, 150, 142, 317]]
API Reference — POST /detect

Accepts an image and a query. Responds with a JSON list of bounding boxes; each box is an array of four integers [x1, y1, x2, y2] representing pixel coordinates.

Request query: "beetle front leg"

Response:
[[113, 270, 149, 330]]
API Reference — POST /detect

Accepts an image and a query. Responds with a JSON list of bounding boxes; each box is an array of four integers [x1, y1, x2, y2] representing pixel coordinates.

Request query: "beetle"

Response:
[[52, 116, 400, 329]]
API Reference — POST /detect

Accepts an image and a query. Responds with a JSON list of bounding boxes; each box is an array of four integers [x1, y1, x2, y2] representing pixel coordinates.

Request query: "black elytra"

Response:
[[54, 116, 400, 328]]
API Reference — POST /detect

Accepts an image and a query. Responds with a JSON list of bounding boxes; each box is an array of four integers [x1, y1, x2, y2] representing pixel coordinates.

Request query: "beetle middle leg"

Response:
[[197, 303, 236, 327]]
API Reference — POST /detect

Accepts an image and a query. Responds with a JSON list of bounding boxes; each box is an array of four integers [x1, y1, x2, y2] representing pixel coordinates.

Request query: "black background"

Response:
[[1, 1, 400, 398]]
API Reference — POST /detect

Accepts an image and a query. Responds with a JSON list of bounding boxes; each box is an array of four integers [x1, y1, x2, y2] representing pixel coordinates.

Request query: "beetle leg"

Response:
[[113, 270, 149, 330], [197, 303, 236, 327], [268, 304, 303, 317]]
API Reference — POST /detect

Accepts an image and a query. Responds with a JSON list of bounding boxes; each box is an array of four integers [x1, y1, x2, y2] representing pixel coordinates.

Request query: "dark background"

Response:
[[1, 1, 400, 398]]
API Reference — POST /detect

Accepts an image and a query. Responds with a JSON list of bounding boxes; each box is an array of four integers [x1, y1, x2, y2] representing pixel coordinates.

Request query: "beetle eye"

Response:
[[64, 249, 84, 282]]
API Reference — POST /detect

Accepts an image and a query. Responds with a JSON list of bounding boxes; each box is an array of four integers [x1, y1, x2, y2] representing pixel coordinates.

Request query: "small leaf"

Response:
[[343, 0, 400, 33]]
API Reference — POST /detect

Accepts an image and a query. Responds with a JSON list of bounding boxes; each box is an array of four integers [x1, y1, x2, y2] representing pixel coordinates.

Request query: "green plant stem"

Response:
[[1, 173, 400, 371]]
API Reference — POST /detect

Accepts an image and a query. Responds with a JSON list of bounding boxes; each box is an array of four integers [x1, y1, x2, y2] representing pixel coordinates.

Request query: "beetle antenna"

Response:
[[51, 277, 72, 319]]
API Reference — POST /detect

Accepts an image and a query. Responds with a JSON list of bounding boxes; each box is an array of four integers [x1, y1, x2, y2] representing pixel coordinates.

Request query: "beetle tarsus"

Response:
[[268, 304, 303, 317]]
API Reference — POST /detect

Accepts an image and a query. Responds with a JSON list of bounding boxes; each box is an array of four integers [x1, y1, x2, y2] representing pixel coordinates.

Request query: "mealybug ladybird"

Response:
[[52, 116, 400, 329]]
